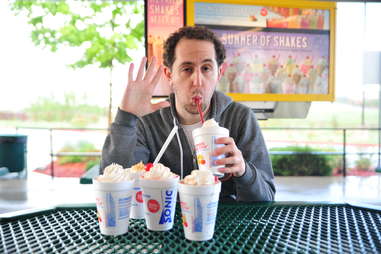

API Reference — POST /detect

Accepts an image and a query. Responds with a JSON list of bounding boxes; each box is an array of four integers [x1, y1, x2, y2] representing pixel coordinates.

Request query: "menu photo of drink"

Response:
[[186, 0, 336, 102], [145, 0, 184, 96]]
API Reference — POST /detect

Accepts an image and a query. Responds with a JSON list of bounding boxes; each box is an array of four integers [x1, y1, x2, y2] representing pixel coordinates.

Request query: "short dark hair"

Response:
[[163, 26, 226, 69]]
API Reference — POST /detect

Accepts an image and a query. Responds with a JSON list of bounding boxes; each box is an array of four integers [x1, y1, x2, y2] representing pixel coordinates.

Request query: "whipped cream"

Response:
[[97, 163, 133, 182], [130, 161, 145, 173], [183, 170, 216, 185], [202, 118, 219, 128], [142, 163, 178, 180], [128, 161, 146, 180]]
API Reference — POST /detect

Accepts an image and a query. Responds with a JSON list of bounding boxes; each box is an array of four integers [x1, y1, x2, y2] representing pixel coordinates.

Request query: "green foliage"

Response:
[[25, 93, 106, 127], [57, 141, 100, 171], [354, 156, 372, 171], [85, 159, 100, 171], [270, 146, 333, 176], [10, 0, 144, 68], [327, 155, 343, 172]]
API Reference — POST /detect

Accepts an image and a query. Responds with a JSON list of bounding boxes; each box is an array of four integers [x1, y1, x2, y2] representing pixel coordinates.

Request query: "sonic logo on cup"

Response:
[[195, 142, 208, 151], [147, 199, 160, 213], [136, 191, 143, 203], [159, 190, 174, 224]]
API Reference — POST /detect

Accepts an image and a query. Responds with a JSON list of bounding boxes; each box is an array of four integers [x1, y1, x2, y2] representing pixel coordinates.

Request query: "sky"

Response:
[[0, 2, 380, 112], [335, 2, 381, 101]]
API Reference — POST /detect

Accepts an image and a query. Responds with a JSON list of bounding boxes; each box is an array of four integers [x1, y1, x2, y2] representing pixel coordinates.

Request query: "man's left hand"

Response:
[[213, 137, 245, 177]]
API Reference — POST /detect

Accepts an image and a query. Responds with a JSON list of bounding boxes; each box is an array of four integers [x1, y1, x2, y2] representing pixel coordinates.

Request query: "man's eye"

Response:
[[182, 67, 192, 72], [202, 66, 212, 72]]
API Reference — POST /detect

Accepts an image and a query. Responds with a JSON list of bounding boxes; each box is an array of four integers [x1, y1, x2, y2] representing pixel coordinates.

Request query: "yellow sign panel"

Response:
[[187, 0, 336, 102]]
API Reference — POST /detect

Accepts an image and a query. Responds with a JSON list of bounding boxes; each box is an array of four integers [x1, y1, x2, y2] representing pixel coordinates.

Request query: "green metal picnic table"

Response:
[[0, 202, 380, 253]]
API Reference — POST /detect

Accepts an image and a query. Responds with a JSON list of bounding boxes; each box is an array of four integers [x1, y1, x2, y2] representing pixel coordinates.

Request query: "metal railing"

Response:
[[10, 126, 381, 178], [13, 127, 105, 178], [262, 127, 381, 176]]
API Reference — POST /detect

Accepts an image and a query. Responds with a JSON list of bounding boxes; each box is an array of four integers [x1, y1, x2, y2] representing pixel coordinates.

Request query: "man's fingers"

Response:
[[144, 57, 157, 81], [213, 144, 234, 156], [128, 63, 134, 83], [150, 65, 163, 88], [218, 166, 236, 174], [136, 57, 147, 81], [215, 137, 232, 144], [215, 155, 240, 166]]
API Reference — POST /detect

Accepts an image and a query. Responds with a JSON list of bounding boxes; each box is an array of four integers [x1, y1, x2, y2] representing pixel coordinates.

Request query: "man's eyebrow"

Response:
[[202, 59, 214, 64], [179, 59, 214, 66], [179, 61, 193, 66]]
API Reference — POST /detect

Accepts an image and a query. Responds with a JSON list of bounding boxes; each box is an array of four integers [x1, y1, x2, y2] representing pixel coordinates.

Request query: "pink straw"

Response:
[[193, 96, 204, 124]]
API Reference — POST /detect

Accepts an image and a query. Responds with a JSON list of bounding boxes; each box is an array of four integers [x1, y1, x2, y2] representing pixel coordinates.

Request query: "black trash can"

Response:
[[0, 135, 27, 173]]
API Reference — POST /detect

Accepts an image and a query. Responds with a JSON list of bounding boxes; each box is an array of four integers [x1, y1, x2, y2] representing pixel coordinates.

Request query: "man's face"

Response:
[[164, 39, 222, 119]]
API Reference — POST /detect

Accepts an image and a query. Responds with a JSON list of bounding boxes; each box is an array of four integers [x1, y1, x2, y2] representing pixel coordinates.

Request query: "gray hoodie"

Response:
[[101, 91, 275, 201]]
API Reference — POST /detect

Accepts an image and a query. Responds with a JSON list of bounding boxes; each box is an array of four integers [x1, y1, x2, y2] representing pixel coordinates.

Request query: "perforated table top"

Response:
[[0, 202, 380, 253]]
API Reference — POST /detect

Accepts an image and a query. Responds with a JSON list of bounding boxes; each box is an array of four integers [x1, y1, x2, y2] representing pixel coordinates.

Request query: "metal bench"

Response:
[[79, 164, 99, 184]]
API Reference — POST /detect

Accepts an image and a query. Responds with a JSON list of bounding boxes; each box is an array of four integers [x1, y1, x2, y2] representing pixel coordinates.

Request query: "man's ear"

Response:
[[163, 66, 174, 92], [218, 62, 227, 81], [163, 66, 172, 81]]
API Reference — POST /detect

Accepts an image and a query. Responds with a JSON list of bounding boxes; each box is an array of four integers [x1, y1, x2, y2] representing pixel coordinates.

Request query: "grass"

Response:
[[0, 100, 379, 144], [0, 119, 107, 129], [258, 102, 379, 146], [25, 93, 107, 127], [57, 141, 100, 170], [0, 93, 108, 128], [1, 99, 379, 172], [261, 102, 378, 129]]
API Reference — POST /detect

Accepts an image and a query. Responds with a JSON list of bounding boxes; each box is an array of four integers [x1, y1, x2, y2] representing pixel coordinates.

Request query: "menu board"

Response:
[[187, 0, 336, 102]]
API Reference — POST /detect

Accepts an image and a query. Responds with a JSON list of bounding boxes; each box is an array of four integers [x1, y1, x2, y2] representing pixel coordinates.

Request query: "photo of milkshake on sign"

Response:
[[213, 29, 329, 95]]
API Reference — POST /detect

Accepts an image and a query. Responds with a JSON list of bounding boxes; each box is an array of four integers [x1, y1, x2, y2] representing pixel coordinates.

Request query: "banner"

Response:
[[146, 0, 184, 96]]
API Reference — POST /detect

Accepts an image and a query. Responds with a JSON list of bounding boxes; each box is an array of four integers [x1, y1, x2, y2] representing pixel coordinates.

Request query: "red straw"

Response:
[[194, 97, 204, 123]]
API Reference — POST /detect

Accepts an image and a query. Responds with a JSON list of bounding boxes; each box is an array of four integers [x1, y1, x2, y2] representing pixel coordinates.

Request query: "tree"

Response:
[[10, 0, 145, 126]]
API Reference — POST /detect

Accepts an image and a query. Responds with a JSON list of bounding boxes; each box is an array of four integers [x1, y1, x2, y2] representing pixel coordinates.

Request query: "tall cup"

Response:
[[192, 125, 229, 177], [130, 173, 145, 219], [179, 181, 221, 241], [140, 176, 179, 231], [93, 179, 134, 235]]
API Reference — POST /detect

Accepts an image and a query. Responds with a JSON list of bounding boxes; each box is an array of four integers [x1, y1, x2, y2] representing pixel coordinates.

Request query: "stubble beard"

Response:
[[184, 103, 204, 115]]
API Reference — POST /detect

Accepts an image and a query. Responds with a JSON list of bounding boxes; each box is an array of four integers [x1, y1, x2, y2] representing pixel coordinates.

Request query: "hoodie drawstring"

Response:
[[174, 117, 184, 180]]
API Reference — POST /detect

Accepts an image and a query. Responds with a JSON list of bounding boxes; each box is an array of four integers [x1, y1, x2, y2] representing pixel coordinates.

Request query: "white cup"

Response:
[[130, 175, 145, 219], [93, 179, 134, 236], [192, 126, 229, 177], [140, 176, 179, 231], [178, 181, 221, 241]]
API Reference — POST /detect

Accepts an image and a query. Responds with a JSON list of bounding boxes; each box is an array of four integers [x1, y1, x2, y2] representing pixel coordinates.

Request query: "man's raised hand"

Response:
[[120, 57, 170, 117]]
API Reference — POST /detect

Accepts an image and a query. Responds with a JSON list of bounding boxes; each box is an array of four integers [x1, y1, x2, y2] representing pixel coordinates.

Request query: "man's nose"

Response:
[[192, 69, 202, 87]]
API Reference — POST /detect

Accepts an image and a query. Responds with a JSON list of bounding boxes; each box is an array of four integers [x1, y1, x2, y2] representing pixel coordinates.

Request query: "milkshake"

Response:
[[192, 118, 229, 177], [179, 170, 221, 241], [128, 162, 146, 219], [93, 163, 134, 236], [139, 163, 179, 231]]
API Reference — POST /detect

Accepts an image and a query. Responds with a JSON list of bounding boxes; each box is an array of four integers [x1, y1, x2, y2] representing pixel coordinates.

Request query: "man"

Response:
[[101, 26, 275, 201]]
